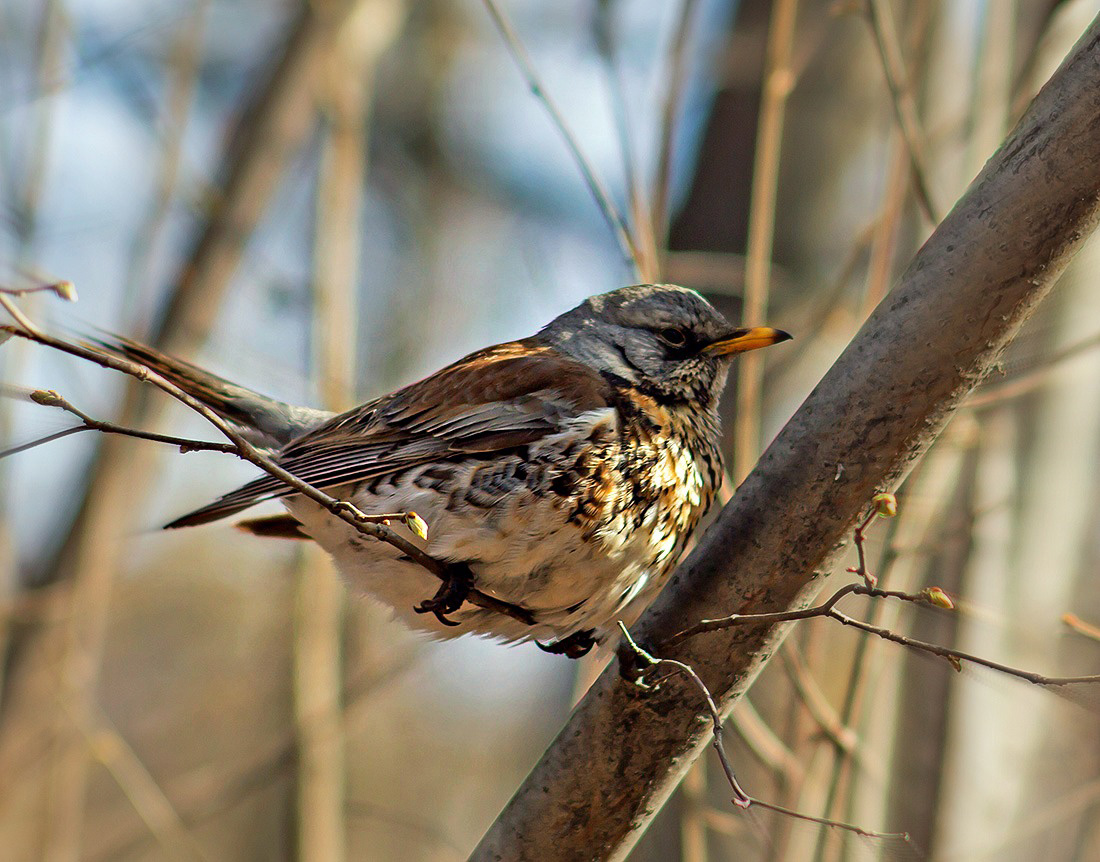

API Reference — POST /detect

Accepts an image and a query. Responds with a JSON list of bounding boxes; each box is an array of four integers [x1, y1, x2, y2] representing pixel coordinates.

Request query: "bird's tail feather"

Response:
[[92, 336, 332, 449], [91, 336, 335, 528]]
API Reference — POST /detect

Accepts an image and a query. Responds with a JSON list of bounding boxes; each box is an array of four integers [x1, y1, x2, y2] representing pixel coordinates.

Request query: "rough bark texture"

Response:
[[471, 17, 1100, 862]]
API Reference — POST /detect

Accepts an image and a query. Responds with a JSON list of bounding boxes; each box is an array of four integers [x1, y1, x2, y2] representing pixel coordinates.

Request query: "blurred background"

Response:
[[1, 0, 1100, 859]]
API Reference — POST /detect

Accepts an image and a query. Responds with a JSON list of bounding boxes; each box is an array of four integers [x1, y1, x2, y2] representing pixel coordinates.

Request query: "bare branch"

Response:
[[652, 0, 699, 247], [10, 389, 237, 456], [481, 0, 642, 275], [618, 624, 916, 850], [667, 501, 1098, 692], [828, 610, 1100, 689], [863, 0, 940, 224]]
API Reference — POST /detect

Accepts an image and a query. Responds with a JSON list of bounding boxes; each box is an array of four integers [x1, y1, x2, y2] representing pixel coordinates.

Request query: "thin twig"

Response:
[[89, 650, 423, 862], [0, 427, 86, 461], [481, 0, 642, 274], [814, 500, 907, 862], [851, 506, 881, 588], [672, 578, 1100, 690], [730, 698, 804, 786], [863, 0, 939, 224], [653, 0, 699, 246], [617, 623, 916, 848], [0, 279, 77, 301], [861, 130, 909, 317], [966, 329, 1100, 410], [670, 492, 1100, 692], [666, 582, 867, 642], [594, 7, 658, 282], [619, 621, 750, 807], [120, 0, 209, 326], [60, 698, 213, 862], [859, 0, 934, 329], [10, 390, 237, 456], [831, 611, 1100, 688], [742, 796, 912, 844], [779, 644, 858, 754]]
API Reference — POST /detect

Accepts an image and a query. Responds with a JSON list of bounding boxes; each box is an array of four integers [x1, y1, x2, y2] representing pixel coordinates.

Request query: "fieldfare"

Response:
[[106, 284, 790, 657]]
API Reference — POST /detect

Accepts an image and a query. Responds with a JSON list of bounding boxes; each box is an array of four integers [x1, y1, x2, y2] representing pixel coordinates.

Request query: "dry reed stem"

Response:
[[653, 0, 700, 249], [733, 0, 800, 483], [31, 6, 366, 858], [480, 0, 642, 275], [292, 3, 403, 858]]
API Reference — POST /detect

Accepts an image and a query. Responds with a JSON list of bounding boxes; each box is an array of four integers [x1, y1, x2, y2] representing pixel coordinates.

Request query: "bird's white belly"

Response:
[[285, 471, 677, 645]]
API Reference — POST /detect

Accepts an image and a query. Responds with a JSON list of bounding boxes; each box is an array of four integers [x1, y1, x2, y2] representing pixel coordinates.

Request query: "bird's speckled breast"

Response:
[[547, 388, 723, 580]]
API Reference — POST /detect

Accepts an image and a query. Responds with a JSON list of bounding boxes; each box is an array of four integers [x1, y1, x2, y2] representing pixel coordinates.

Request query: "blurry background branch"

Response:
[[472, 16, 1100, 861], [16, 4, 373, 857]]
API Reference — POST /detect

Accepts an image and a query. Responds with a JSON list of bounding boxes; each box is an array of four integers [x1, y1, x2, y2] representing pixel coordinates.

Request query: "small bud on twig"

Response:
[[872, 492, 897, 518], [30, 389, 63, 407], [51, 281, 78, 302], [405, 511, 429, 541], [922, 586, 955, 610]]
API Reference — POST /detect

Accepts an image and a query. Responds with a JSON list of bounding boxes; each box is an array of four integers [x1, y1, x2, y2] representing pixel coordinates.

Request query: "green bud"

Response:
[[872, 492, 898, 518], [405, 511, 429, 541], [30, 389, 63, 407], [922, 586, 955, 610], [52, 281, 78, 302]]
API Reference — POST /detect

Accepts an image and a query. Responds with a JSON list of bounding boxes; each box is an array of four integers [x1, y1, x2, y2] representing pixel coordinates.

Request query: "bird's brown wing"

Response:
[[167, 340, 615, 528]]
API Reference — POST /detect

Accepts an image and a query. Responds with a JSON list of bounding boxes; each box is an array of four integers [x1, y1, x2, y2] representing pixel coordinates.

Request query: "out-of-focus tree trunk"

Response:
[[884, 445, 974, 849], [293, 4, 405, 861], [0, 5, 369, 861]]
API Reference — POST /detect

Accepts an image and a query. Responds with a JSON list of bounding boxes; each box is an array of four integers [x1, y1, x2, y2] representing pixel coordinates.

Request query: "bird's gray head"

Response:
[[540, 284, 791, 407]]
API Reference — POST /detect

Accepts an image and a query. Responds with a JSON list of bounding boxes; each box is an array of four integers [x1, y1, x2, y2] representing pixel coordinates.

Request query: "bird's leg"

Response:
[[537, 629, 597, 659], [414, 563, 474, 626]]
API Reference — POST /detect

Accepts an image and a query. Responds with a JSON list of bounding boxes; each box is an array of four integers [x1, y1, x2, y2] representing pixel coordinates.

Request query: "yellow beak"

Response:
[[702, 326, 792, 357]]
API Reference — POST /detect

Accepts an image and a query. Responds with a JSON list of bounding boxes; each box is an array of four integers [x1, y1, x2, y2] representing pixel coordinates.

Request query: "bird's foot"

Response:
[[414, 564, 473, 627], [537, 629, 597, 659]]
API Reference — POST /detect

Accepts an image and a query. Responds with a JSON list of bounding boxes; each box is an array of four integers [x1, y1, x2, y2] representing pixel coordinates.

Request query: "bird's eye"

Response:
[[658, 327, 687, 348]]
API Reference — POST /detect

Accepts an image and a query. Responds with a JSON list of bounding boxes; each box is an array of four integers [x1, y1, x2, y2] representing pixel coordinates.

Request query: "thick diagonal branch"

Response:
[[471, 17, 1100, 862]]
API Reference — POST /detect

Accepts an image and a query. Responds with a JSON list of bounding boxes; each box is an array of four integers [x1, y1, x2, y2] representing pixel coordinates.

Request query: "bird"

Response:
[[103, 284, 790, 657]]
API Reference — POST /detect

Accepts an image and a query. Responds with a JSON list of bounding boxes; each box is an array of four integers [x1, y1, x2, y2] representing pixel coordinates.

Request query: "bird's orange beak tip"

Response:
[[703, 326, 793, 357]]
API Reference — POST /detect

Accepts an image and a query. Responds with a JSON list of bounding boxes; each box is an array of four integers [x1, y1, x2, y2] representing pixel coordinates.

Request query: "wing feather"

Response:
[[166, 341, 614, 528]]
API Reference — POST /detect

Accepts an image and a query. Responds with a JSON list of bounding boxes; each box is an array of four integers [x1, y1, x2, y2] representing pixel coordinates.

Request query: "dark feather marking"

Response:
[[235, 514, 312, 540]]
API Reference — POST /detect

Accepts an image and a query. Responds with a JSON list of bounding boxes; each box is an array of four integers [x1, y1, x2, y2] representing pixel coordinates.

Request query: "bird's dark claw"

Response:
[[414, 564, 473, 626], [537, 629, 597, 659]]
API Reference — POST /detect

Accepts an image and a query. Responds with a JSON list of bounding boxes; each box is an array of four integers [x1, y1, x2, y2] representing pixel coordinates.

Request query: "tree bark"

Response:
[[471, 16, 1100, 862]]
